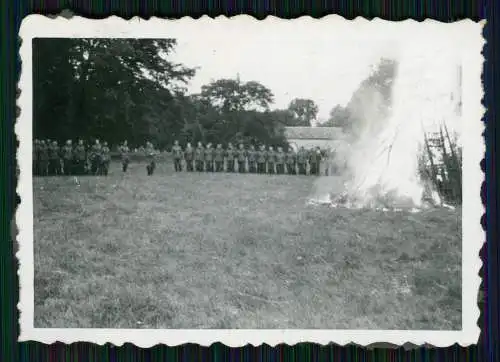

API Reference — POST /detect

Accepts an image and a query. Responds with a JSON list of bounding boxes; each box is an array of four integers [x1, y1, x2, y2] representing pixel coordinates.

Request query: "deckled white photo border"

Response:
[[17, 14, 484, 347]]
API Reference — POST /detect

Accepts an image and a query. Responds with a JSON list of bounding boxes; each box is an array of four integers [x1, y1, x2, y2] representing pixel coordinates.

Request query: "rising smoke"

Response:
[[311, 55, 461, 210]]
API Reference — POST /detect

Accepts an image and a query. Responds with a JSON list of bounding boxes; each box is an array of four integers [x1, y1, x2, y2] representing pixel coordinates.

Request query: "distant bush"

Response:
[[418, 124, 462, 205]]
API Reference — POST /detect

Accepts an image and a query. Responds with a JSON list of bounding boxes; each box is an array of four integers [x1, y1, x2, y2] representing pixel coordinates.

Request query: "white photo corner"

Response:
[[16, 15, 484, 347]]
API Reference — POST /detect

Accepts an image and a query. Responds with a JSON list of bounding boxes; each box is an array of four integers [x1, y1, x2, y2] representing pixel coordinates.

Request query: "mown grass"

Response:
[[33, 161, 462, 329]]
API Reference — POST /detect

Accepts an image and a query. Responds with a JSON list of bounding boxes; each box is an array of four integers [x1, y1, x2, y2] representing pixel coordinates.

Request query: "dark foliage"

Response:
[[33, 39, 288, 149]]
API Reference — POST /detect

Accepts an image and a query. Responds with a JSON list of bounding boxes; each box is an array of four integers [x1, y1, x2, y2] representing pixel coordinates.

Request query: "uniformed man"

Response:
[[267, 146, 276, 174], [214, 144, 224, 172], [48, 140, 61, 176], [172, 140, 183, 172], [119, 140, 130, 173], [100, 141, 111, 176], [325, 148, 336, 175], [195, 142, 205, 172], [247, 145, 257, 173], [61, 140, 73, 175], [184, 142, 194, 172], [74, 140, 87, 175], [38, 140, 49, 176], [257, 145, 267, 174], [225, 143, 235, 172], [205, 143, 215, 172], [275, 147, 285, 175], [90, 139, 103, 175], [286, 148, 297, 175], [309, 146, 321, 176], [33, 139, 40, 176], [297, 146, 308, 175], [145, 141, 156, 176], [236, 143, 247, 173]]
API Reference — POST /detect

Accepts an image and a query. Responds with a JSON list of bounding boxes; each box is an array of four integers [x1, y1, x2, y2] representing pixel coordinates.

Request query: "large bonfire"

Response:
[[311, 55, 462, 211]]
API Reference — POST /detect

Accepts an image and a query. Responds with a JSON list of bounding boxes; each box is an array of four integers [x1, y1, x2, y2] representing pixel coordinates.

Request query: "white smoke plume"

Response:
[[310, 52, 462, 210]]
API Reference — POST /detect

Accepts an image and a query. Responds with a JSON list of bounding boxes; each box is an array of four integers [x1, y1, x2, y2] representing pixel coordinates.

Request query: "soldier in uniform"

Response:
[[297, 146, 308, 175], [225, 143, 235, 172], [195, 142, 205, 172], [247, 145, 257, 173], [286, 147, 297, 175], [214, 144, 224, 172], [61, 140, 74, 175], [119, 140, 130, 173], [275, 147, 285, 175], [145, 141, 156, 176], [236, 143, 247, 173], [267, 146, 276, 174], [101, 141, 111, 176], [48, 140, 61, 176], [257, 145, 267, 174], [38, 140, 49, 176], [184, 142, 194, 172], [309, 146, 322, 176], [172, 140, 183, 172], [205, 143, 215, 172], [90, 139, 103, 175], [74, 139, 87, 175]]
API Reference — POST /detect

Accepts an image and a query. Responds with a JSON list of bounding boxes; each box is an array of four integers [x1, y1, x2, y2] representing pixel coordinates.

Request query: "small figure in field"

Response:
[[237, 143, 247, 173], [247, 145, 257, 173], [61, 140, 73, 175], [225, 143, 235, 172], [257, 145, 267, 174], [195, 142, 205, 172], [90, 139, 103, 175], [145, 141, 156, 176], [172, 140, 183, 172], [326, 148, 336, 176], [297, 146, 308, 175], [38, 140, 49, 176], [205, 143, 214, 172], [309, 146, 321, 176], [33, 139, 40, 176], [214, 144, 224, 172], [275, 147, 285, 175], [101, 141, 111, 176], [119, 140, 130, 173], [286, 148, 297, 175], [267, 146, 276, 174], [74, 140, 87, 175], [48, 140, 61, 176], [184, 142, 194, 172]]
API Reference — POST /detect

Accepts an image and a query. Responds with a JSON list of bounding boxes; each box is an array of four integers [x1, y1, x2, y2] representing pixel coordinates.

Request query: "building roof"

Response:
[[284, 127, 342, 140]]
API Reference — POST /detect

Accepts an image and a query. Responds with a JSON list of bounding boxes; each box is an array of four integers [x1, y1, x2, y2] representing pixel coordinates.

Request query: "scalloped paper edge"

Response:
[[16, 14, 485, 348]]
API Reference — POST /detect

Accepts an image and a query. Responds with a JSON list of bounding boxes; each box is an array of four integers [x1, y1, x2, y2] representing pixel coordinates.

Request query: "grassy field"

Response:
[[33, 161, 462, 329]]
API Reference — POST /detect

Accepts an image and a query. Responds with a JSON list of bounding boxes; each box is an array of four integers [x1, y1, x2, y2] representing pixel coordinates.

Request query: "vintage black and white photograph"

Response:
[[18, 16, 483, 346]]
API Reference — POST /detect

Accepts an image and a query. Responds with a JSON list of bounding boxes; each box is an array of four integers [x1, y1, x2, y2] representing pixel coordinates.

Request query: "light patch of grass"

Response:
[[33, 161, 461, 329]]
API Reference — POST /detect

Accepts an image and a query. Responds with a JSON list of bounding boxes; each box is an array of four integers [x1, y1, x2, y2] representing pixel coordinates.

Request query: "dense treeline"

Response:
[[33, 38, 325, 150]]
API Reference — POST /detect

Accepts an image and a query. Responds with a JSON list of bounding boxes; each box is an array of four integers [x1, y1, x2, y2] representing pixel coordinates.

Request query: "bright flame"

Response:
[[311, 48, 462, 210]]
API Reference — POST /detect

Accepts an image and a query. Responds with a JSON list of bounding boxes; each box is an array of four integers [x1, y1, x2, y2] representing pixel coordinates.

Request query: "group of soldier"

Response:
[[170, 141, 325, 175], [33, 138, 329, 177], [32, 139, 154, 176]]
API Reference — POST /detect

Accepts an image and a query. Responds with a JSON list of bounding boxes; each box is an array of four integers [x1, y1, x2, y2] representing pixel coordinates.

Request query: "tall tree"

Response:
[[287, 98, 319, 127], [33, 38, 196, 147], [318, 105, 351, 128], [200, 78, 274, 113]]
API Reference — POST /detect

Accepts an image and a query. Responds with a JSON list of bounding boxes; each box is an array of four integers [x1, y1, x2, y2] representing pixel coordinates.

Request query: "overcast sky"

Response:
[[167, 18, 467, 124]]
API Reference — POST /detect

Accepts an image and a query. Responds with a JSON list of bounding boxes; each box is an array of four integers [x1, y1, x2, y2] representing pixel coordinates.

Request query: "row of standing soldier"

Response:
[[33, 139, 157, 176], [33, 138, 327, 176], [169, 141, 324, 175]]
